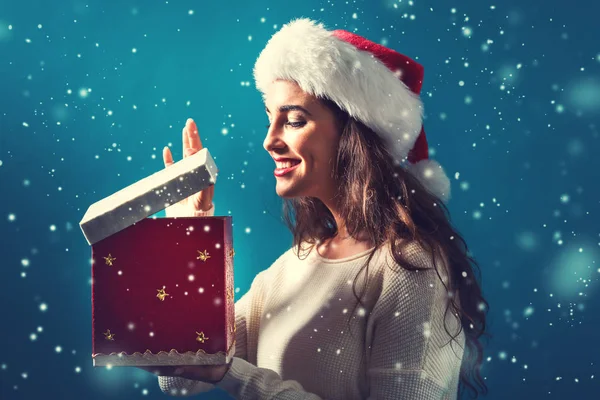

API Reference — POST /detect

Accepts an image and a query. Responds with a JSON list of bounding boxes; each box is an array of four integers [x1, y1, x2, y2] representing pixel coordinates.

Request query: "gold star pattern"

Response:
[[228, 248, 235, 258], [156, 287, 169, 301], [196, 250, 211, 262], [103, 253, 116, 266], [196, 331, 209, 343], [103, 329, 115, 341]]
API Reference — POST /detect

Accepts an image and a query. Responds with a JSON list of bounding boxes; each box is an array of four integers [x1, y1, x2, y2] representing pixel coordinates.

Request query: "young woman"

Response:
[[144, 18, 489, 400]]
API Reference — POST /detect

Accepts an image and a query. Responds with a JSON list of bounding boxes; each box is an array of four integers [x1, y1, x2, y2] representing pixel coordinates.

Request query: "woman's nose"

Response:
[[263, 126, 285, 152]]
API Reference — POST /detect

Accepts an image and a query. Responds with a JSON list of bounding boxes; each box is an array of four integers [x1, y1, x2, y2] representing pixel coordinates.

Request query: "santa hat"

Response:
[[253, 18, 451, 203]]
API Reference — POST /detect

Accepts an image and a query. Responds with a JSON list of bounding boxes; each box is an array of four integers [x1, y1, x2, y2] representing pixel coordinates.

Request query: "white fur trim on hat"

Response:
[[253, 18, 424, 162], [405, 159, 451, 203]]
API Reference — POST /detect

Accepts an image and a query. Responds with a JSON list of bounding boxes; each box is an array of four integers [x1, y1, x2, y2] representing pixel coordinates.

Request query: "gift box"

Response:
[[79, 148, 235, 367]]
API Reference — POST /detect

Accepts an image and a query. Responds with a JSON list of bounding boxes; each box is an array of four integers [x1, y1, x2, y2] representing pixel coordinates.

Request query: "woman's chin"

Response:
[[275, 182, 300, 198], [276, 187, 293, 198]]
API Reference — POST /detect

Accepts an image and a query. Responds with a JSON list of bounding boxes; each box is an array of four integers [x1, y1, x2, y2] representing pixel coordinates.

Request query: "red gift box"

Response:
[[80, 149, 235, 367], [91, 216, 234, 366]]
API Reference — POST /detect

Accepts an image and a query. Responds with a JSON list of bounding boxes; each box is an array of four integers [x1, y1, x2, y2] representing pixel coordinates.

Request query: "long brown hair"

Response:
[[280, 97, 490, 398]]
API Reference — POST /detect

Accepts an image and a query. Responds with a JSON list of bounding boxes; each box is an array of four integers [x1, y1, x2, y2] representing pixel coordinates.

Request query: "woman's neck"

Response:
[[316, 233, 374, 260]]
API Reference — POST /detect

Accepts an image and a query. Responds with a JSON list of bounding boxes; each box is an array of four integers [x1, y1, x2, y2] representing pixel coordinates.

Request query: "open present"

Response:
[[79, 149, 235, 367]]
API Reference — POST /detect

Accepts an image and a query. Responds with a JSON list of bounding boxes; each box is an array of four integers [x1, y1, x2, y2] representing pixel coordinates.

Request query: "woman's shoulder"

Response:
[[369, 241, 454, 323], [370, 239, 452, 296], [384, 239, 449, 274]]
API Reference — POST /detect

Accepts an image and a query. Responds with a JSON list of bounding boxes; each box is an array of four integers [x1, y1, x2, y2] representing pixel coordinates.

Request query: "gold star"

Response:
[[103, 253, 116, 266], [196, 250, 211, 262], [227, 287, 234, 302], [103, 329, 115, 341], [196, 331, 209, 343], [156, 288, 169, 301], [228, 248, 235, 258]]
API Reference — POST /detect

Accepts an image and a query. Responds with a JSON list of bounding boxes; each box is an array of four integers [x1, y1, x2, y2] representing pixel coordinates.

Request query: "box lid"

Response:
[[79, 148, 217, 245]]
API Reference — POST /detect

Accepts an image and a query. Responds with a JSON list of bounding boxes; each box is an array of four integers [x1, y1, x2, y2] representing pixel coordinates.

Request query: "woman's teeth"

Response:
[[276, 161, 299, 169]]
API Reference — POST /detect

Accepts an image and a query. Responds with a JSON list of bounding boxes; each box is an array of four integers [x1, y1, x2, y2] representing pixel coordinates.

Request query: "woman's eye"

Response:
[[265, 121, 305, 129]]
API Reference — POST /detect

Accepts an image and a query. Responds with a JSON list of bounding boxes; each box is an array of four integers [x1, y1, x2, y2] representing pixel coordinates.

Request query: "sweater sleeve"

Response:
[[364, 250, 463, 399], [215, 357, 324, 399]]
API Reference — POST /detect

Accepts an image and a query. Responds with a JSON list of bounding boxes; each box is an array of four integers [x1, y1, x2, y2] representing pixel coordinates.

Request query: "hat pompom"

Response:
[[405, 159, 451, 203]]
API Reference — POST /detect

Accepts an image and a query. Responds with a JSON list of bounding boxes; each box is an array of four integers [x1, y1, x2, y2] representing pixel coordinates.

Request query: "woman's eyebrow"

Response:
[[265, 104, 312, 116]]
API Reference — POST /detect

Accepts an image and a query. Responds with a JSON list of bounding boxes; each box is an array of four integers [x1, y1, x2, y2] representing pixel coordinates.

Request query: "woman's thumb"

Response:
[[163, 146, 174, 167]]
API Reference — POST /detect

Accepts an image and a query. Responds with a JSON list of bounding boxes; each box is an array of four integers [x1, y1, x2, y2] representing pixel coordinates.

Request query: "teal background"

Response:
[[0, 0, 599, 398]]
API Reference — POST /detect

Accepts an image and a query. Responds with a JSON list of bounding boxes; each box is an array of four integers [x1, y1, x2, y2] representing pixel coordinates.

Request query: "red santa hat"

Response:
[[253, 18, 451, 203]]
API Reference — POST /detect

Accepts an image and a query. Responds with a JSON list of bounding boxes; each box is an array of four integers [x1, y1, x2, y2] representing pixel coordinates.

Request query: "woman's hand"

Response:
[[138, 362, 232, 384], [164, 118, 215, 213]]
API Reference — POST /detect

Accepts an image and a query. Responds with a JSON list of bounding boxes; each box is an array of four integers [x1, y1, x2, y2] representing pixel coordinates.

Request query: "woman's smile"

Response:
[[273, 158, 301, 177]]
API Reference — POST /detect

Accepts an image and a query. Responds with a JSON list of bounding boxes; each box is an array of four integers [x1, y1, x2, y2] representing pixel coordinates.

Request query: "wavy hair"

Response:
[[280, 97, 490, 398]]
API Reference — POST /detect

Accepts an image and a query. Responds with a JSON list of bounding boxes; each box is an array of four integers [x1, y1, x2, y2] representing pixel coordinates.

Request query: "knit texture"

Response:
[[159, 204, 464, 399]]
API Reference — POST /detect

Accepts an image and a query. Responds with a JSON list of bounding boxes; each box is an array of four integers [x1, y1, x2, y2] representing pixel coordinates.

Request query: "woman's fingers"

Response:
[[163, 146, 174, 168], [187, 118, 203, 150], [138, 366, 174, 375], [182, 123, 192, 158], [183, 118, 203, 158]]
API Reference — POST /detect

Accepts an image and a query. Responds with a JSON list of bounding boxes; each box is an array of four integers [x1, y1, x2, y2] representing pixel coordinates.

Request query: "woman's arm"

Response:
[[364, 252, 464, 399]]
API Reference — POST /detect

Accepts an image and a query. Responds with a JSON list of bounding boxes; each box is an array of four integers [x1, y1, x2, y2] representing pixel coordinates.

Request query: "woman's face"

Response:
[[263, 80, 341, 200]]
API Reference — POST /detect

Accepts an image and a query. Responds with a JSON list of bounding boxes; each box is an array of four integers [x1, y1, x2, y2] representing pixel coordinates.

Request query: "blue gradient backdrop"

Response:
[[0, 0, 598, 399]]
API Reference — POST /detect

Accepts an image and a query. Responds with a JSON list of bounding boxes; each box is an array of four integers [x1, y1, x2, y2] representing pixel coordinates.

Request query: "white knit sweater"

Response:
[[158, 203, 465, 399]]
